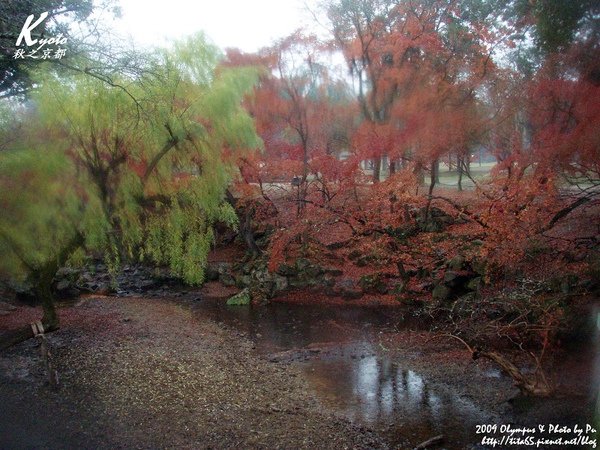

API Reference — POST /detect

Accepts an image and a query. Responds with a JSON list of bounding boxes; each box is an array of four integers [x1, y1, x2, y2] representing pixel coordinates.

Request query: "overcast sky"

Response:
[[109, 0, 325, 52]]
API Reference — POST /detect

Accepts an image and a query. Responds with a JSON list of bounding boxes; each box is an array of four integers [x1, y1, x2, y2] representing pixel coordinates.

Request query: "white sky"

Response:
[[109, 0, 325, 52]]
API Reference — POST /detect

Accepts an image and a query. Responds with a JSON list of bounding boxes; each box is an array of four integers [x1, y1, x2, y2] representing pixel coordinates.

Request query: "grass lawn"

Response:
[[437, 161, 496, 189]]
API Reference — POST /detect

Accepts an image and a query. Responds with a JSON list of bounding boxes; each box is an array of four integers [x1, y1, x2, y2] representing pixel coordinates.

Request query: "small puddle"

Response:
[[190, 297, 598, 449]]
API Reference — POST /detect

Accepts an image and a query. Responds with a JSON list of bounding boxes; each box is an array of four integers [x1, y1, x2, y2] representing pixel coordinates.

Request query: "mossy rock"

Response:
[[447, 255, 465, 270], [355, 257, 369, 267], [235, 274, 252, 288], [248, 286, 270, 305], [204, 265, 220, 281], [226, 288, 251, 306], [359, 273, 388, 294], [385, 224, 419, 241], [348, 249, 362, 260], [251, 267, 272, 284], [432, 283, 451, 302], [391, 281, 406, 294], [420, 221, 444, 233], [355, 254, 379, 267], [271, 274, 289, 292], [302, 264, 324, 279], [295, 258, 312, 271], [220, 272, 237, 287], [276, 263, 297, 277], [416, 267, 431, 279], [443, 270, 459, 284], [323, 267, 343, 277], [288, 278, 312, 289], [329, 278, 363, 299], [471, 258, 487, 276], [322, 275, 337, 287], [466, 276, 482, 292]]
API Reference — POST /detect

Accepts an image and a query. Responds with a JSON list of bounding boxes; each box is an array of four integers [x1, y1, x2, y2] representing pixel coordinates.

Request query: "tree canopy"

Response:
[[0, 31, 262, 338]]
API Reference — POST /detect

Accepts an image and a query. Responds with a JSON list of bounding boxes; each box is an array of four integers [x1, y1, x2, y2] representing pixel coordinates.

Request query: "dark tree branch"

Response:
[[142, 123, 179, 185]]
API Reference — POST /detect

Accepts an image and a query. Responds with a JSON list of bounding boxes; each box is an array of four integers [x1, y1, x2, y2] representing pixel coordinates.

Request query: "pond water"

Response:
[[190, 299, 503, 448], [189, 297, 598, 449]]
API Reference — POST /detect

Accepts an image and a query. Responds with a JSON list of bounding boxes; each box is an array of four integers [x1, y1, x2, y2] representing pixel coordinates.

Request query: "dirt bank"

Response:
[[0, 296, 384, 449]]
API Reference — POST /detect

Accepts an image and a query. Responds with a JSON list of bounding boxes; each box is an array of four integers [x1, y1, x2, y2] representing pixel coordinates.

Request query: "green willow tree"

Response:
[[0, 33, 261, 347], [37, 33, 261, 281], [0, 144, 88, 334], [0, 114, 97, 350]]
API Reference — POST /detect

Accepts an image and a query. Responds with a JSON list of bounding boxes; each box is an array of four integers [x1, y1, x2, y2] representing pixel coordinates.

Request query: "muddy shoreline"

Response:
[[0, 293, 596, 449]]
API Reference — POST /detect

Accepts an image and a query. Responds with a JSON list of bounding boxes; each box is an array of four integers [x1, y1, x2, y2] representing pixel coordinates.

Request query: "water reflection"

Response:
[[191, 299, 413, 352], [303, 345, 487, 446], [190, 297, 595, 448], [191, 299, 488, 446]]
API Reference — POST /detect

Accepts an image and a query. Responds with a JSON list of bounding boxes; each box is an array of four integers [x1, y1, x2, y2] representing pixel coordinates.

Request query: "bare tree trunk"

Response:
[[423, 159, 438, 223], [0, 272, 59, 351], [36, 270, 60, 331], [297, 139, 309, 216], [389, 160, 396, 176], [0, 233, 83, 351], [429, 160, 438, 196], [372, 156, 381, 183], [241, 206, 263, 258], [457, 156, 464, 191], [225, 189, 263, 258], [297, 182, 308, 217], [413, 161, 425, 186]]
